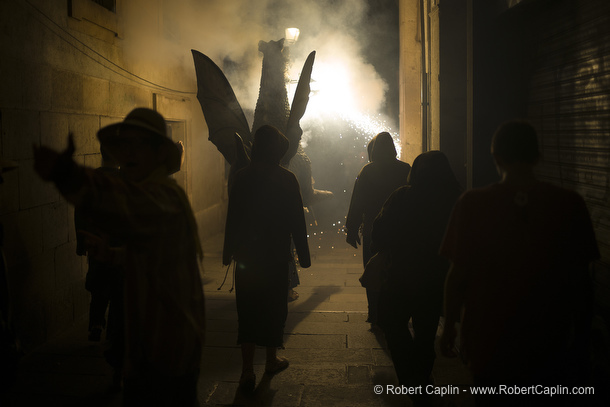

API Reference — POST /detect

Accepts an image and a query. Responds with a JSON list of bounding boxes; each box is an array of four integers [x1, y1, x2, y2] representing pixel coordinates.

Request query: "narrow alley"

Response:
[[6, 226, 474, 407]]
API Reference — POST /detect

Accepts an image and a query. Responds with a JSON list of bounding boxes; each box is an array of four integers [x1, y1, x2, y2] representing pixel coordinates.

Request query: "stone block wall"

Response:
[[0, 0, 226, 350]]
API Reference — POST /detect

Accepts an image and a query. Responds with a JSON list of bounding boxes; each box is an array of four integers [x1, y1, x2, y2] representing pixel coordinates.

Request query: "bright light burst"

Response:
[[289, 55, 401, 158]]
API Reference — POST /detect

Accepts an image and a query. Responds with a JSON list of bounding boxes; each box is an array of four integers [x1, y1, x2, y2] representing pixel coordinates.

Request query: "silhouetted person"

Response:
[[440, 120, 599, 406], [222, 125, 311, 393], [33, 108, 205, 407], [371, 151, 462, 403], [74, 148, 122, 343], [73, 147, 126, 390], [345, 132, 411, 325]]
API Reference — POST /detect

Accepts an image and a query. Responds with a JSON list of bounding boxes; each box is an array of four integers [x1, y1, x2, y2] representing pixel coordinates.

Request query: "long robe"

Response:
[[58, 166, 205, 379], [223, 162, 310, 347]]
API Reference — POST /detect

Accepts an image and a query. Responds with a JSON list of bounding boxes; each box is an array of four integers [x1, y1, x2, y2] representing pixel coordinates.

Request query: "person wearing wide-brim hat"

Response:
[[98, 107, 183, 180], [33, 108, 205, 406]]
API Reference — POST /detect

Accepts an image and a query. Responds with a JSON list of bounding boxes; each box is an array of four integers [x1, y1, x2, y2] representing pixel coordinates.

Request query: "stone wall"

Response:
[[0, 0, 226, 350], [398, 0, 423, 165]]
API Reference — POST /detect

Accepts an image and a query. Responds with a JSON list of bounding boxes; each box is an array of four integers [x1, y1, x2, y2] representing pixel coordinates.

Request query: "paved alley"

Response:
[[5, 226, 475, 407]]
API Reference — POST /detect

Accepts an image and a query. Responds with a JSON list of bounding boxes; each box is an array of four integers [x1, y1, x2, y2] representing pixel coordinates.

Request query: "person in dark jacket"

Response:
[[74, 148, 122, 343], [371, 151, 462, 401], [222, 125, 311, 393], [345, 132, 411, 325], [440, 121, 599, 407]]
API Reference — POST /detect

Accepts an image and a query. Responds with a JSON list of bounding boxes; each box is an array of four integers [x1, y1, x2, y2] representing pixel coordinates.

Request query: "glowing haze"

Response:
[[119, 0, 401, 226], [121, 0, 398, 144]]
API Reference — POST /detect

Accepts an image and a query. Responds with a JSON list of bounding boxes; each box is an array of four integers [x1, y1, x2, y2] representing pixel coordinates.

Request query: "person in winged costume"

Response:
[[193, 39, 330, 305], [191, 40, 332, 204], [222, 125, 311, 393]]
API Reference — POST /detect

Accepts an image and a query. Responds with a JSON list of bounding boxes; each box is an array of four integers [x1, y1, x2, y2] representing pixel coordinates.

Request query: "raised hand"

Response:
[[33, 133, 76, 181]]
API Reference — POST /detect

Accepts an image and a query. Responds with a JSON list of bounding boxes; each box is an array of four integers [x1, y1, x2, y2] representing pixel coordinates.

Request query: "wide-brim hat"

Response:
[[97, 108, 182, 175]]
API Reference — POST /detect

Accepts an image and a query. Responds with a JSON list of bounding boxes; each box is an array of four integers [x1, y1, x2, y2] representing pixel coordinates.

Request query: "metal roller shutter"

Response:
[[523, 0, 610, 312]]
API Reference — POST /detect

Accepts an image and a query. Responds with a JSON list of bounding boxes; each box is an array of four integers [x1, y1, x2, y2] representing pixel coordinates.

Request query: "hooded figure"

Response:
[[345, 132, 411, 325], [370, 151, 462, 397], [222, 125, 311, 392]]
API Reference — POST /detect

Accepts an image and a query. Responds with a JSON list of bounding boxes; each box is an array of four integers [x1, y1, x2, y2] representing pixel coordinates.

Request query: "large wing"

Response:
[[282, 51, 316, 165], [227, 133, 251, 194], [191, 49, 251, 165]]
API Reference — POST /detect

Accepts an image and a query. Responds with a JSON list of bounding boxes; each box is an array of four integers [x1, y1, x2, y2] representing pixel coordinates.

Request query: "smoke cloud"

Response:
[[121, 0, 393, 118], [121, 0, 400, 227]]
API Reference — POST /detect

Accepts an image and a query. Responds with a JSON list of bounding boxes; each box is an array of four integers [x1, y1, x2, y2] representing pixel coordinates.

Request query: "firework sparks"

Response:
[[289, 55, 401, 158]]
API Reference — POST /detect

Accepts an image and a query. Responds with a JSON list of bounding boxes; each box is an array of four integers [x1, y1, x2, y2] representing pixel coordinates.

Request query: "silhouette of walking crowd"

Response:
[[23, 108, 601, 407]]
